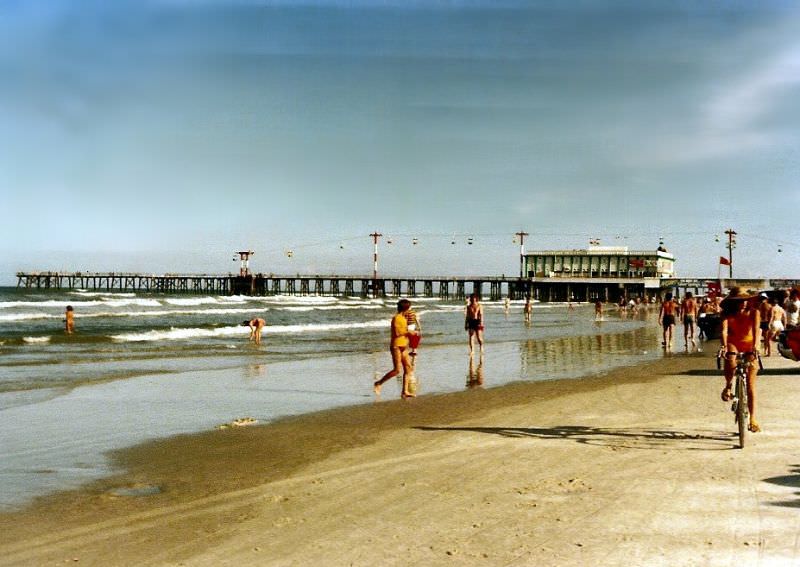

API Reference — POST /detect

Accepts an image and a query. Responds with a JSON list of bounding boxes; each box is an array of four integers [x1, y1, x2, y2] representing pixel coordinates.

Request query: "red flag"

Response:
[[719, 256, 731, 266], [630, 259, 644, 269]]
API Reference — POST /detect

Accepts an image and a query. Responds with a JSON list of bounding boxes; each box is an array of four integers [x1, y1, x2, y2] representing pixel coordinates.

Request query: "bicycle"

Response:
[[717, 349, 762, 448]]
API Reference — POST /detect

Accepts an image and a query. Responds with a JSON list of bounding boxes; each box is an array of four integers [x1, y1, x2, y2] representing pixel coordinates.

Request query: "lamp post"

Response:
[[515, 230, 529, 278], [724, 228, 736, 278], [369, 232, 382, 280]]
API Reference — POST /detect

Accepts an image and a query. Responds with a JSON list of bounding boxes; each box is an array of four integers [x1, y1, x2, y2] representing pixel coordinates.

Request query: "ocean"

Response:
[[0, 287, 667, 509]]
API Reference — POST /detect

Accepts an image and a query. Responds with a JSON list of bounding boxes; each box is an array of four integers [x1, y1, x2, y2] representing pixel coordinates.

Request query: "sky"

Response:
[[2, 0, 800, 284]]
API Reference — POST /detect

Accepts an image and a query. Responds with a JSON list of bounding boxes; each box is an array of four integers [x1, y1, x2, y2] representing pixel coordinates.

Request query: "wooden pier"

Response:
[[12, 271, 725, 302]]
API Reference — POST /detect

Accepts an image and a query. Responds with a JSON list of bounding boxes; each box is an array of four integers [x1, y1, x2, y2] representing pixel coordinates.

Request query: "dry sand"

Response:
[[2, 349, 800, 566]]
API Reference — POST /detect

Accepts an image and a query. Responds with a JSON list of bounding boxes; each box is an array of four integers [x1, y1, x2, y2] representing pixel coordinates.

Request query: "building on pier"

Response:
[[519, 246, 676, 302]]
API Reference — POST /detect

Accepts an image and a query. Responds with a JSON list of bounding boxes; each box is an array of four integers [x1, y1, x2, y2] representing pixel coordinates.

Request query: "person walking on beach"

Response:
[[243, 317, 266, 345], [374, 299, 418, 398], [465, 294, 484, 357], [524, 296, 532, 324], [755, 294, 770, 349], [659, 293, 678, 350], [64, 305, 75, 334], [594, 300, 603, 321], [719, 288, 762, 432], [681, 292, 698, 348], [785, 288, 800, 328], [765, 297, 786, 357]]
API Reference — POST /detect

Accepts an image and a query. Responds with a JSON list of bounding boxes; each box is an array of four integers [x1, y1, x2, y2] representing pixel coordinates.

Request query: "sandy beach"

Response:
[[2, 348, 800, 566]]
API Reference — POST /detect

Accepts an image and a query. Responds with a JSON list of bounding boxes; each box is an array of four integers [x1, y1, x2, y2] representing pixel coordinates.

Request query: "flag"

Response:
[[719, 256, 731, 266], [629, 259, 644, 269]]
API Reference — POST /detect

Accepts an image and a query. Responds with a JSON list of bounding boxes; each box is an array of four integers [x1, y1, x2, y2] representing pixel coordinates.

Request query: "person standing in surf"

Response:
[[465, 294, 484, 357], [243, 317, 266, 345], [64, 305, 75, 334]]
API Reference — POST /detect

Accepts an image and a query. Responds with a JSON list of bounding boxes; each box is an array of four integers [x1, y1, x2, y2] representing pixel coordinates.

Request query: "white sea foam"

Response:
[[110, 319, 386, 342], [164, 297, 220, 306], [0, 305, 391, 323], [111, 326, 247, 342], [0, 298, 161, 309], [23, 336, 51, 344], [72, 291, 137, 298], [259, 295, 339, 305], [281, 305, 382, 312], [264, 320, 386, 334], [0, 313, 59, 322]]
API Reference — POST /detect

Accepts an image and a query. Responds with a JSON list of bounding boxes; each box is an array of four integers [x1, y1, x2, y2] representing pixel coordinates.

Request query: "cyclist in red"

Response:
[[719, 288, 762, 432]]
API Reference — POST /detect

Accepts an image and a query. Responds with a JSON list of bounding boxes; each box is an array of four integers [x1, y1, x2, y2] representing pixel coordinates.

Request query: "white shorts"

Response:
[[770, 321, 785, 334]]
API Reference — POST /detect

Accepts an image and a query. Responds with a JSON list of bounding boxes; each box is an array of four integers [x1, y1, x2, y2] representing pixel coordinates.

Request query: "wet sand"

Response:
[[3, 349, 800, 566]]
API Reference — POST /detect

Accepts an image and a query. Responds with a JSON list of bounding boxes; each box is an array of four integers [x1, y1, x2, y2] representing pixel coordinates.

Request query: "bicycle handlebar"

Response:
[[716, 349, 763, 371]]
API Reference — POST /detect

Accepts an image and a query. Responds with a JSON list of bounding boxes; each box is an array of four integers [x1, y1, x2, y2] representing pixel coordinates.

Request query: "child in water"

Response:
[[64, 305, 75, 334]]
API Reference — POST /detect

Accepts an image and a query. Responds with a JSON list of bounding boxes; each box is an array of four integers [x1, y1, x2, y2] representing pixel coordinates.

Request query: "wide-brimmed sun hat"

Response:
[[721, 287, 759, 305]]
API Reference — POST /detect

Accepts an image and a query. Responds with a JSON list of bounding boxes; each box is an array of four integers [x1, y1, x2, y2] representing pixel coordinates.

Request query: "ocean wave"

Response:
[[111, 326, 247, 342], [22, 336, 51, 344], [0, 307, 266, 322], [265, 320, 386, 334], [0, 313, 60, 322], [261, 295, 339, 304], [163, 297, 221, 306], [72, 291, 137, 298], [0, 298, 162, 309], [280, 305, 382, 312], [110, 319, 387, 342]]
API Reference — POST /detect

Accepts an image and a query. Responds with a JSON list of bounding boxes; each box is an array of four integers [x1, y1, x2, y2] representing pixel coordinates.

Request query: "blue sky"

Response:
[[2, 0, 799, 284]]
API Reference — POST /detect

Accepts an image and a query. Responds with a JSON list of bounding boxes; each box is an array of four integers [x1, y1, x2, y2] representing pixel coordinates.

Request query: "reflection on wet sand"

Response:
[[244, 364, 267, 380], [467, 356, 485, 389], [520, 325, 661, 379]]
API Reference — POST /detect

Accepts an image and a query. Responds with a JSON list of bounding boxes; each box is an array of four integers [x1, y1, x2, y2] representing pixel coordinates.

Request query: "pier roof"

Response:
[[525, 248, 675, 259]]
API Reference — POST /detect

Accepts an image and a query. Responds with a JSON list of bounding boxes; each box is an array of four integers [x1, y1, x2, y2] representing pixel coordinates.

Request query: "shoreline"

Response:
[[0, 313, 662, 510], [5, 345, 800, 565], [0, 348, 715, 560]]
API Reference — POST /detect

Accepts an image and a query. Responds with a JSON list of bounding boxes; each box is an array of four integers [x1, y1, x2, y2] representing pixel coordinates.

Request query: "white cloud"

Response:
[[623, 35, 800, 169], [706, 43, 800, 133]]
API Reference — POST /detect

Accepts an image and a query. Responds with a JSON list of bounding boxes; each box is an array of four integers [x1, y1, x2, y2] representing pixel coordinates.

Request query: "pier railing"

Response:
[[18, 271, 779, 302], [15, 271, 674, 302]]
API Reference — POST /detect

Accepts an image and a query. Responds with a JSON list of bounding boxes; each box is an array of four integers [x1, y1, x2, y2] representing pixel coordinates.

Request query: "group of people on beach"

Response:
[[657, 292, 700, 350], [374, 294, 488, 399], [675, 285, 800, 435]]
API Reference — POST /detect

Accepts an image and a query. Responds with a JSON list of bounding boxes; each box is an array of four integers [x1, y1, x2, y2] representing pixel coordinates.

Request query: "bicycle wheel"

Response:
[[735, 371, 748, 449]]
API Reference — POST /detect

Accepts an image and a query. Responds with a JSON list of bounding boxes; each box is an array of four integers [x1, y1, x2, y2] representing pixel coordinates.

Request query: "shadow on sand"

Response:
[[764, 465, 800, 508], [682, 367, 800, 377], [416, 424, 736, 451]]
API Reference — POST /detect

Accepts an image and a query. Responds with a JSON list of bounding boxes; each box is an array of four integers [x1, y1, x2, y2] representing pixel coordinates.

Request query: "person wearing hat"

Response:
[[719, 287, 762, 432]]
